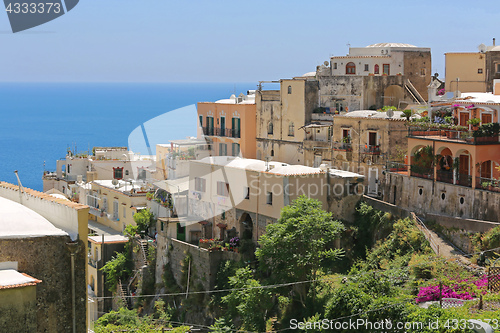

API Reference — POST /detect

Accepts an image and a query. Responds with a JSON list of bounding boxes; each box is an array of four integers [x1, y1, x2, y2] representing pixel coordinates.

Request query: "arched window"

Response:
[[374, 64, 379, 74], [268, 122, 273, 135], [288, 122, 294, 136], [287, 85, 292, 94], [346, 62, 356, 74]]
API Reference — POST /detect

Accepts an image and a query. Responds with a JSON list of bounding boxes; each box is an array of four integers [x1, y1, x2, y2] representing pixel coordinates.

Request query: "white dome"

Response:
[[0, 196, 68, 239], [366, 43, 417, 48]]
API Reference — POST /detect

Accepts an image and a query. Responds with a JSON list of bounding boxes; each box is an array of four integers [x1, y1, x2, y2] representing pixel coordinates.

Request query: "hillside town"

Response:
[[3, 41, 500, 332]]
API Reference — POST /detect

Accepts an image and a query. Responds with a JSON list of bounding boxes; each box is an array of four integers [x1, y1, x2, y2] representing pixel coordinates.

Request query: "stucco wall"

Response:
[[0, 285, 37, 332], [445, 53, 486, 93]]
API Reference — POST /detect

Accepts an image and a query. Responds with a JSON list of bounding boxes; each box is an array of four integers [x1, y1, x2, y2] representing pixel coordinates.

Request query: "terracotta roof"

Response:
[[0, 271, 42, 290], [0, 182, 88, 211], [330, 55, 391, 59]]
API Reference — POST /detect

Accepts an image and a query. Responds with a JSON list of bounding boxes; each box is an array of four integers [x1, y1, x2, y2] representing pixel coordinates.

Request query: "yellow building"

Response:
[[84, 180, 150, 233], [87, 235, 128, 326], [256, 78, 319, 164], [445, 52, 486, 93]]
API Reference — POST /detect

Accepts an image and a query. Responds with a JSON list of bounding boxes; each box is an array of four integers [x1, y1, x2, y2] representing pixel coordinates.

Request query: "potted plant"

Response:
[[467, 118, 481, 130]]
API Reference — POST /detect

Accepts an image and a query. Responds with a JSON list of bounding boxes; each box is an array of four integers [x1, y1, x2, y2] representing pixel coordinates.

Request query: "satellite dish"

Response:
[[112, 179, 119, 186], [324, 61, 329, 66], [386, 109, 394, 117], [478, 43, 487, 53]]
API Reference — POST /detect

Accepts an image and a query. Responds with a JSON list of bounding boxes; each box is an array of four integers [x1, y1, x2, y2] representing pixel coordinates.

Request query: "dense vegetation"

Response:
[[95, 198, 500, 332]]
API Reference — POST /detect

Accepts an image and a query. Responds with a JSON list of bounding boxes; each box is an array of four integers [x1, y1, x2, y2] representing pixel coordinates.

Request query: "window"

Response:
[[333, 63, 337, 69], [125, 170, 129, 176], [364, 64, 369, 71], [313, 155, 322, 168], [266, 192, 273, 205], [374, 64, 379, 74], [217, 181, 229, 197], [219, 143, 227, 156], [206, 116, 214, 135], [287, 85, 292, 94], [199, 115, 203, 126], [231, 117, 241, 138], [113, 201, 119, 220], [288, 122, 294, 136], [244, 187, 250, 200], [123, 207, 126, 218], [420, 68, 426, 76], [232, 143, 240, 156], [270, 149, 274, 157], [346, 62, 356, 74], [221, 211, 226, 220], [496, 64, 500, 73], [383, 64, 390, 75], [478, 68, 483, 74], [195, 177, 206, 192], [113, 167, 123, 180], [268, 122, 273, 135], [481, 113, 492, 124], [103, 198, 107, 213], [335, 100, 345, 112]]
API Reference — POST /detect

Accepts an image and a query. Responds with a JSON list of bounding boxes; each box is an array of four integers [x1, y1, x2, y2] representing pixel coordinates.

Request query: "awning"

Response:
[[153, 177, 189, 194], [216, 223, 227, 229], [164, 216, 203, 227], [88, 220, 122, 236]]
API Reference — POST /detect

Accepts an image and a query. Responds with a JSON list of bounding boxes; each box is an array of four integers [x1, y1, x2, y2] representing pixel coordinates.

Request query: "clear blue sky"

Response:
[[0, 0, 497, 83]]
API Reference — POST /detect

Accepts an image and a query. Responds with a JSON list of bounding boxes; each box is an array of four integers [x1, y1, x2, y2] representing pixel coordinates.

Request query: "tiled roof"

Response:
[[0, 182, 88, 210], [0, 270, 42, 290]]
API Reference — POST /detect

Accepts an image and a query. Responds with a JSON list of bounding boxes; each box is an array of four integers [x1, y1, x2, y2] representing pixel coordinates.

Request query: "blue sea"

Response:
[[0, 82, 256, 191]]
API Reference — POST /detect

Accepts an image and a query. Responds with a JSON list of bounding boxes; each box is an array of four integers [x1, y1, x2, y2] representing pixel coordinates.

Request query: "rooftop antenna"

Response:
[[265, 156, 271, 172], [346, 42, 351, 54], [14, 170, 25, 201]]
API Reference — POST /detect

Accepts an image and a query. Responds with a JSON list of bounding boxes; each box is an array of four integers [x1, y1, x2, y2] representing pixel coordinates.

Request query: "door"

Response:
[[232, 117, 241, 138], [220, 117, 225, 136], [368, 168, 378, 194], [459, 155, 469, 175], [481, 113, 492, 124], [459, 113, 470, 126]]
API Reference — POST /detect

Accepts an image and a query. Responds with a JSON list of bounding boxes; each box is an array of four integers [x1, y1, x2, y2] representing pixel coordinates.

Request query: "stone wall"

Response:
[[0, 286, 37, 332], [383, 172, 500, 223], [164, 238, 240, 291], [0, 236, 86, 333]]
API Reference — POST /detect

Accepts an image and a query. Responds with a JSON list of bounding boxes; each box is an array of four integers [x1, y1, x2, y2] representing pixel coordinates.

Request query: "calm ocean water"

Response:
[[0, 82, 256, 191]]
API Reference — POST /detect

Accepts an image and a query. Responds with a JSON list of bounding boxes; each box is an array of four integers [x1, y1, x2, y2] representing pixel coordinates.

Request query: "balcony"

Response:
[[457, 173, 472, 187], [408, 126, 500, 145], [436, 170, 453, 184], [205, 127, 241, 138], [362, 145, 381, 155], [476, 177, 500, 193], [203, 126, 214, 136], [410, 165, 433, 180], [332, 142, 352, 151]]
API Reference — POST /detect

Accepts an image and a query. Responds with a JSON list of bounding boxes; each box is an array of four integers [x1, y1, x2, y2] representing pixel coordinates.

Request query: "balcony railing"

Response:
[[457, 173, 472, 187], [205, 127, 241, 138], [410, 165, 434, 180], [436, 170, 453, 184], [476, 177, 500, 192], [362, 145, 381, 155], [332, 142, 352, 151], [203, 126, 214, 136], [386, 162, 408, 173], [408, 127, 500, 145]]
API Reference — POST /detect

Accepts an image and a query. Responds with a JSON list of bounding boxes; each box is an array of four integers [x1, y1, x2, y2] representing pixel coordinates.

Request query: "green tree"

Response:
[[221, 267, 272, 332], [134, 208, 155, 235], [256, 196, 345, 305], [100, 252, 132, 291]]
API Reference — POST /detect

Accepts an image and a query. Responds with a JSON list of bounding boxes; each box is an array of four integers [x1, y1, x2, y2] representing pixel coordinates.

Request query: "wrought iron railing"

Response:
[[436, 170, 453, 184], [457, 173, 472, 187], [332, 142, 352, 151], [362, 144, 381, 155], [408, 126, 499, 145], [476, 177, 500, 192]]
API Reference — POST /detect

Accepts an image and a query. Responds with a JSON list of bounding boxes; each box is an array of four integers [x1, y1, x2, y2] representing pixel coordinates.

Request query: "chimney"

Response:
[[494, 38, 496, 46]]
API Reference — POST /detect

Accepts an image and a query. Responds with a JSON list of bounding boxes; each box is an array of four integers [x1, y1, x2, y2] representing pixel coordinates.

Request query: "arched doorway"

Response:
[[239, 212, 253, 241], [436, 147, 453, 184]]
